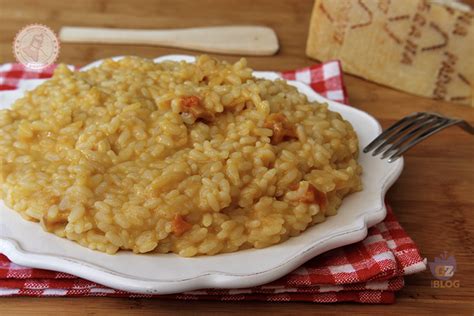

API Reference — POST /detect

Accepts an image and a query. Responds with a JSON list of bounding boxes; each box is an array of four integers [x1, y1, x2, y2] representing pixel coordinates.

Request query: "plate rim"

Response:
[[0, 54, 404, 294]]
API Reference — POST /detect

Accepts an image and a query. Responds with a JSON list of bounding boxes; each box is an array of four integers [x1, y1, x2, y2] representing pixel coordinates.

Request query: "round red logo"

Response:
[[13, 24, 60, 70]]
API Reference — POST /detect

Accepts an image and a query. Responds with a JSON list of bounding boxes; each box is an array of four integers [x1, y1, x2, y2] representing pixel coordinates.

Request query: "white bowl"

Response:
[[0, 55, 403, 294]]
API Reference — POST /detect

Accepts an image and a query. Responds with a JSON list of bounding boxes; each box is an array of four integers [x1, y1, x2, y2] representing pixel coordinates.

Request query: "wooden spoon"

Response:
[[59, 26, 279, 56]]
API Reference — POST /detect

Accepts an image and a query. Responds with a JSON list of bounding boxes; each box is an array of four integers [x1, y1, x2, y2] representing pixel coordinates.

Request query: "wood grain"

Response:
[[0, 0, 473, 314]]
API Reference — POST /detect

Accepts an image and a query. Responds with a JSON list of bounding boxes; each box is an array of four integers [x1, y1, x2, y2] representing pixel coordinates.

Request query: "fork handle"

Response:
[[457, 120, 474, 134]]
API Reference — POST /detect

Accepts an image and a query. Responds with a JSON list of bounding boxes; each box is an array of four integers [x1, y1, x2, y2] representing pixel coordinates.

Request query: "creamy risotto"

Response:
[[0, 56, 362, 256]]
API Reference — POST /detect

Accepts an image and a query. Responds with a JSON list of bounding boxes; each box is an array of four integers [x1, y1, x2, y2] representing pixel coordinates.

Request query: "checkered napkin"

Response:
[[0, 61, 426, 303]]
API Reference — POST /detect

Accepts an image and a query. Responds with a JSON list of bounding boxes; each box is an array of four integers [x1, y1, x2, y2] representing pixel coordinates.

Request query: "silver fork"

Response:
[[364, 112, 474, 162]]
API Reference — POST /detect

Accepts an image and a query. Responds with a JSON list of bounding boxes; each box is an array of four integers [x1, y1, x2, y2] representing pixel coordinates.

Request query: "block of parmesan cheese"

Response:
[[306, 0, 474, 106]]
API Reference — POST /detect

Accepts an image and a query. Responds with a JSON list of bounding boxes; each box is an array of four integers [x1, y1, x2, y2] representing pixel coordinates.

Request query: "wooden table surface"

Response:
[[0, 0, 473, 314]]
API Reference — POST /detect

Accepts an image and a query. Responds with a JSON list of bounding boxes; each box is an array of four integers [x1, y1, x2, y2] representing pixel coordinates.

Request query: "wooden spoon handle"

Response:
[[59, 26, 279, 56]]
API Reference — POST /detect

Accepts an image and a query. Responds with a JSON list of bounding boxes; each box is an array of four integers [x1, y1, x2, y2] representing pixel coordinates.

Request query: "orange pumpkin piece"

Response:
[[172, 215, 193, 236], [181, 95, 200, 108], [264, 113, 297, 144], [302, 184, 327, 207], [49, 196, 60, 204], [291, 183, 327, 208], [180, 96, 214, 122]]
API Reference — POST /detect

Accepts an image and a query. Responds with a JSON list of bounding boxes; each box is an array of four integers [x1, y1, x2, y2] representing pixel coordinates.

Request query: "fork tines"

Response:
[[363, 112, 463, 163]]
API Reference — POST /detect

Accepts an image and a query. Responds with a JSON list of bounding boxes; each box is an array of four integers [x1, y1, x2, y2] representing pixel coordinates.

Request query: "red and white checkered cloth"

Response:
[[0, 60, 425, 303]]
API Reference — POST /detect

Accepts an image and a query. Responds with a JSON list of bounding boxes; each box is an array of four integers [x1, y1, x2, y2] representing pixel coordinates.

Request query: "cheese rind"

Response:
[[306, 0, 474, 106]]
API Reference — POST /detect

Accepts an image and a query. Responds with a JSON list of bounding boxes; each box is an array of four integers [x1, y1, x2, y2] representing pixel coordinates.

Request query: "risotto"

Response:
[[0, 55, 362, 257]]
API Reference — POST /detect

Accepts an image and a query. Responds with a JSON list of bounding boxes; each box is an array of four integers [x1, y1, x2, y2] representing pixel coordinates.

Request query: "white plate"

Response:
[[0, 55, 403, 294]]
